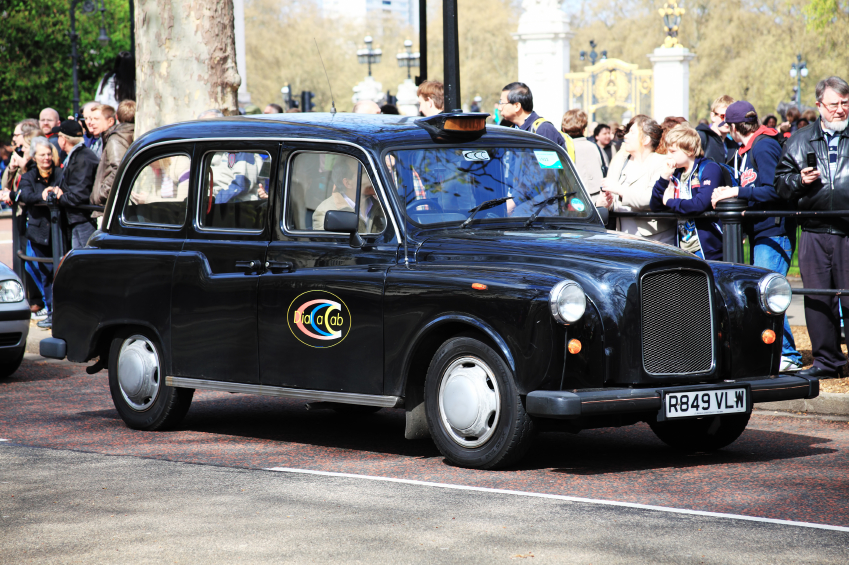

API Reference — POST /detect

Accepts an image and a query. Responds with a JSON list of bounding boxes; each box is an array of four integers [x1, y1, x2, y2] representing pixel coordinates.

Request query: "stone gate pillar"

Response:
[[648, 46, 695, 121], [512, 0, 573, 123]]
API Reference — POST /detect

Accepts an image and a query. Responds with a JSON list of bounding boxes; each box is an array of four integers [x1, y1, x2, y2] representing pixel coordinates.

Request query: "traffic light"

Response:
[[301, 91, 315, 112]]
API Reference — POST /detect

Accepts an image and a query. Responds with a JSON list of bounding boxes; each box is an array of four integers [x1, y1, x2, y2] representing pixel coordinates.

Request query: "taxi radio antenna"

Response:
[[314, 38, 337, 115]]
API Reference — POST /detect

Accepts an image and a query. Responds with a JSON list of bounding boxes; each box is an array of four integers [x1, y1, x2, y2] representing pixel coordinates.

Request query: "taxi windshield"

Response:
[[385, 147, 593, 227]]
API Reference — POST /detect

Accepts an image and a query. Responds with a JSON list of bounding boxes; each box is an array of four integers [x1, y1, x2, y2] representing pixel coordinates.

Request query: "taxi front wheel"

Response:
[[108, 329, 194, 431], [425, 337, 535, 469], [649, 412, 751, 452]]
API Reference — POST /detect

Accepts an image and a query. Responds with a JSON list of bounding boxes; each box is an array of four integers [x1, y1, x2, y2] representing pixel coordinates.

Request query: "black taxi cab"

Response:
[[41, 112, 818, 469]]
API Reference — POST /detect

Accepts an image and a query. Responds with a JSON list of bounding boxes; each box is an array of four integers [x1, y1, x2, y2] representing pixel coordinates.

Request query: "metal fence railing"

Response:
[[611, 198, 849, 297], [10, 198, 104, 281]]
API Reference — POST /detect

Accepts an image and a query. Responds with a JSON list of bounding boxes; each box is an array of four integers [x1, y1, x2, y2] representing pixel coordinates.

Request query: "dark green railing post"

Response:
[[715, 198, 747, 263], [47, 193, 64, 268]]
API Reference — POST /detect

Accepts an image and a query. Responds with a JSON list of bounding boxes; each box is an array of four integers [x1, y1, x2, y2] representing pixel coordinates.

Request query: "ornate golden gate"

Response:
[[564, 58, 653, 122]]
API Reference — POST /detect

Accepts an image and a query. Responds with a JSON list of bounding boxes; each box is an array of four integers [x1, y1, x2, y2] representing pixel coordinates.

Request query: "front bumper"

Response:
[[525, 375, 819, 419]]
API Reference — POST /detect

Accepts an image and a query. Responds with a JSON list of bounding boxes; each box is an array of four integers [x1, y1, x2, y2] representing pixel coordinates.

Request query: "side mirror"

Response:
[[595, 206, 609, 226], [324, 210, 364, 248]]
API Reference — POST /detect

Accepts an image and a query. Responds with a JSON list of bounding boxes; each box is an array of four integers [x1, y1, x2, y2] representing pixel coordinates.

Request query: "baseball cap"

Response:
[[50, 119, 84, 137], [720, 101, 757, 127]]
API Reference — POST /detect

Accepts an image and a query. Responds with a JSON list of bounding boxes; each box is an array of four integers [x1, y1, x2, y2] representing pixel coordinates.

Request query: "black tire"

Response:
[[649, 412, 751, 452], [108, 329, 193, 431], [0, 347, 25, 379], [424, 337, 534, 469]]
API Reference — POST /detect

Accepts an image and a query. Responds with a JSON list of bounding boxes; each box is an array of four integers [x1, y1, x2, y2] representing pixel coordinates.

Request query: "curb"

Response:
[[756, 393, 849, 417]]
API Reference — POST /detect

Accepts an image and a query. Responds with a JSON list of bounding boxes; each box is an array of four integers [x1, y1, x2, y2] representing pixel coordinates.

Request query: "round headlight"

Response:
[[549, 280, 586, 324], [0, 280, 24, 303], [758, 273, 792, 315]]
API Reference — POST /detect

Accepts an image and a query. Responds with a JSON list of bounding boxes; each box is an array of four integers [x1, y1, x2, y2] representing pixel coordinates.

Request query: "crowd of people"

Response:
[[495, 76, 849, 380], [0, 53, 137, 330]]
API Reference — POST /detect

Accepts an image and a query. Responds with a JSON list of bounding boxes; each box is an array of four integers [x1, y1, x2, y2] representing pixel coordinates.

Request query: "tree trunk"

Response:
[[135, 0, 241, 136]]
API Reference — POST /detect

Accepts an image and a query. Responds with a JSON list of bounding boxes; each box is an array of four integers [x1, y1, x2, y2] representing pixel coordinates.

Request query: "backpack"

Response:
[[532, 117, 576, 163]]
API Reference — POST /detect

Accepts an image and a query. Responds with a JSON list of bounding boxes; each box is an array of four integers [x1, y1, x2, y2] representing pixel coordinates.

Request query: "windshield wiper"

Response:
[[523, 191, 576, 227], [460, 196, 514, 228]]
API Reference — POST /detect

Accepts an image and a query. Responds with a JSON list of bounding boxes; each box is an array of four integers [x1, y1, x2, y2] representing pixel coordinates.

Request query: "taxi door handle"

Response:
[[265, 260, 293, 273], [235, 260, 261, 272]]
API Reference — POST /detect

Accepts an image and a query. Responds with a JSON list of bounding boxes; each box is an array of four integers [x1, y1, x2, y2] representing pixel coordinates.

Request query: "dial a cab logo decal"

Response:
[[287, 291, 352, 348]]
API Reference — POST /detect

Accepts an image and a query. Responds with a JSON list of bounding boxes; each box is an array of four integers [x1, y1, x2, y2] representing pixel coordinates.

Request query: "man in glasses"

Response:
[[777, 76, 849, 380], [697, 94, 739, 164]]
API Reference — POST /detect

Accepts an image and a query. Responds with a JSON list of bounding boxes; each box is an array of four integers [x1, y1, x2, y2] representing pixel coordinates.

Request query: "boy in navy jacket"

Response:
[[650, 124, 724, 260], [711, 101, 803, 372]]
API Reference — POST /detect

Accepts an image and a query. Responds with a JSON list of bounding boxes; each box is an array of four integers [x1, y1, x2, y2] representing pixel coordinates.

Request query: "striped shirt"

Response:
[[824, 130, 839, 187]]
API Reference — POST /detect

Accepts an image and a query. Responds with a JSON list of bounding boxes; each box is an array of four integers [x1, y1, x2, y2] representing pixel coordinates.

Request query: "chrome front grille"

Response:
[[641, 269, 714, 375]]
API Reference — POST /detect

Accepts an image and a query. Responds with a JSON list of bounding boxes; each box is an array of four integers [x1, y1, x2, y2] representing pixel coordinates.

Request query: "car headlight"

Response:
[[549, 280, 586, 324], [0, 280, 24, 303], [758, 273, 792, 315]]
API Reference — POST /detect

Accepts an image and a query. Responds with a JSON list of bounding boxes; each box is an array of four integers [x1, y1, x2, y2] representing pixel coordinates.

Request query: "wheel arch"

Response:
[[88, 321, 170, 371], [400, 314, 515, 405]]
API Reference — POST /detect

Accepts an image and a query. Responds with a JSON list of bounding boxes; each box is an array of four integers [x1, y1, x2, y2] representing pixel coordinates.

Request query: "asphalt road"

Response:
[[2, 358, 849, 564]]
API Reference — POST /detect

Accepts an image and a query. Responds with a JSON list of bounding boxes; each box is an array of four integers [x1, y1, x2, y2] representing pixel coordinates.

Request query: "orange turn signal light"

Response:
[[568, 339, 582, 354], [471, 283, 488, 291], [761, 329, 776, 344]]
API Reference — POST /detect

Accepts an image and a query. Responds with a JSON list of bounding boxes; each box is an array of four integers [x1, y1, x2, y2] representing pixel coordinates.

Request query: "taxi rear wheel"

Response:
[[649, 412, 751, 452], [108, 329, 194, 431], [425, 337, 534, 469]]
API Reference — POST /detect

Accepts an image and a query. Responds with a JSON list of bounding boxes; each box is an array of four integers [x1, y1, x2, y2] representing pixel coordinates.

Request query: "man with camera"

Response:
[[42, 120, 100, 251], [776, 76, 849, 380]]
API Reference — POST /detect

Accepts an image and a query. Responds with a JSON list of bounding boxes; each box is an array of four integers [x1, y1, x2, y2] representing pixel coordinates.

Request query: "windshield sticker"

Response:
[[570, 198, 586, 212], [463, 150, 490, 162], [534, 150, 562, 169], [287, 290, 351, 349]]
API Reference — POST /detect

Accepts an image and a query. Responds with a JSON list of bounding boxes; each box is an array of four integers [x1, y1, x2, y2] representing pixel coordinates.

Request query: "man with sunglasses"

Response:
[[777, 76, 849, 380], [697, 94, 739, 164]]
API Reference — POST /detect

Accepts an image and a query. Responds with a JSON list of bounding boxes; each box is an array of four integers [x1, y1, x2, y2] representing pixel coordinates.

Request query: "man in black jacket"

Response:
[[776, 76, 849, 379], [44, 120, 100, 249]]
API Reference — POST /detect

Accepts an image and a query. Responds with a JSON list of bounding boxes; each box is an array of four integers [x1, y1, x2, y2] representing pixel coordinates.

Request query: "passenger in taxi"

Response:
[[312, 159, 384, 233]]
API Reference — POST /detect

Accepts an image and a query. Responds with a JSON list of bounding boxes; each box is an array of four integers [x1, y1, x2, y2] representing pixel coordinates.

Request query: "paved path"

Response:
[[2, 359, 848, 531]]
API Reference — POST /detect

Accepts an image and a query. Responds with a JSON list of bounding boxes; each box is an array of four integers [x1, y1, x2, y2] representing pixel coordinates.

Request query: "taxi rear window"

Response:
[[123, 154, 190, 227], [385, 147, 592, 227]]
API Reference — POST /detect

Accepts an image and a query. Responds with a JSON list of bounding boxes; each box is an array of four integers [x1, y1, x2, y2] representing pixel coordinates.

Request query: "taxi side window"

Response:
[[285, 152, 386, 234], [123, 154, 191, 226], [199, 151, 271, 231]]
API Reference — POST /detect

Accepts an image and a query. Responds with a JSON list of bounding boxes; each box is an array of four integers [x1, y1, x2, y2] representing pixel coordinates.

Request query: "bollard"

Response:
[[47, 193, 64, 269], [716, 198, 747, 263]]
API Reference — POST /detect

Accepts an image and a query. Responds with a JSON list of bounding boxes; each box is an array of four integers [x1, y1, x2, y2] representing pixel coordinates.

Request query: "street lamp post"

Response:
[[357, 36, 382, 77], [579, 40, 607, 66], [579, 40, 607, 122], [789, 53, 808, 108], [396, 40, 420, 80], [70, 0, 110, 116]]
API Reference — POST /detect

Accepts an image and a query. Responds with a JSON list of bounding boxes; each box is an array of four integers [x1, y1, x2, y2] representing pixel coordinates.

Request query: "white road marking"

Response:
[[0, 239, 14, 244], [265, 467, 849, 533]]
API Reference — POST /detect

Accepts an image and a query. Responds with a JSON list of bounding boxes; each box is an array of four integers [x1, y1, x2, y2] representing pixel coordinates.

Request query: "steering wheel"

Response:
[[406, 198, 443, 213]]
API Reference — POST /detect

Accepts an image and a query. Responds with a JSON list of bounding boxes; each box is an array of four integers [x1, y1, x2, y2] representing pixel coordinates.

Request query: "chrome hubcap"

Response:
[[117, 335, 161, 411], [438, 356, 501, 448]]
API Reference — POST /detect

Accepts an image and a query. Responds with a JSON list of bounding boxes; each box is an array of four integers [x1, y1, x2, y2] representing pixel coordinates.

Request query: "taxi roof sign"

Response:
[[415, 111, 490, 141]]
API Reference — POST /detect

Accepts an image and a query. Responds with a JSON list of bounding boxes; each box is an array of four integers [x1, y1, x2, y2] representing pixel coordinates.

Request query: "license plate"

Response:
[[664, 388, 748, 419]]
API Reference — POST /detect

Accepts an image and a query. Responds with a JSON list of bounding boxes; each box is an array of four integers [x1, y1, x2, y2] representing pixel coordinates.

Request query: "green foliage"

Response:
[[803, 0, 842, 30], [0, 0, 131, 141]]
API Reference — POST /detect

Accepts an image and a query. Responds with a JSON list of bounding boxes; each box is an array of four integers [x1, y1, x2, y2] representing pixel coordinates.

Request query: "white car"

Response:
[[0, 262, 30, 378]]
